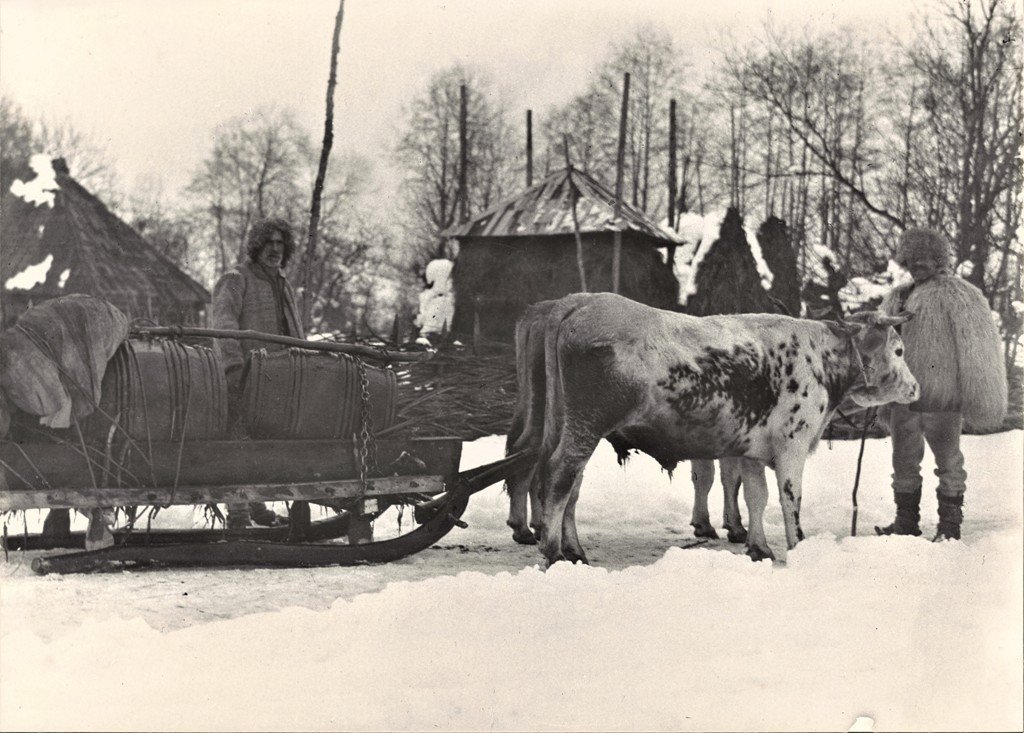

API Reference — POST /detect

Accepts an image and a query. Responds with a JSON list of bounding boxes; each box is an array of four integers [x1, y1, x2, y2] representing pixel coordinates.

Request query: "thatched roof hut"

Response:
[[443, 167, 681, 341], [1, 157, 209, 328]]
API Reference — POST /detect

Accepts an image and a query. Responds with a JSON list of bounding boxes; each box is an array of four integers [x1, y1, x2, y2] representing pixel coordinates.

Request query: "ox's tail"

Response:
[[537, 299, 587, 499], [506, 302, 556, 465]]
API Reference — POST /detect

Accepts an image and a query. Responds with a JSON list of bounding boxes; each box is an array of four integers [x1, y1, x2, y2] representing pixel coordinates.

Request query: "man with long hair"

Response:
[[211, 218, 303, 529]]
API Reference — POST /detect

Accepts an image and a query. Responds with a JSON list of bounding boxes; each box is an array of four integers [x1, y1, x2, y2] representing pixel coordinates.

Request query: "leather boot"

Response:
[[249, 502, 288, 527], [934, 492, 964, 541], [875, 487, 923, 537]]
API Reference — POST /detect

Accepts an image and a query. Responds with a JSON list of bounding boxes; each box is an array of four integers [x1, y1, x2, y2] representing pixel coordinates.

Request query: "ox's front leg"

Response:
[[690, 459, 718, 539], [740, 457, 774, 561], [529, 477, 544, 542], [560, 471, 588, 564], [719, 458, 748, 544], [773, 452, 808, 550]]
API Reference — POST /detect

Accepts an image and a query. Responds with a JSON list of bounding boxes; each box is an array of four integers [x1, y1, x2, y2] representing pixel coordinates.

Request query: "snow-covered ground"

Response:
[[1, 431, 1021, 731]]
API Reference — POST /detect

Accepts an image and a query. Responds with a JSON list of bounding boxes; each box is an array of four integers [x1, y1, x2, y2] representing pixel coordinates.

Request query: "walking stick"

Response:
[[850, 407, 876, 536]]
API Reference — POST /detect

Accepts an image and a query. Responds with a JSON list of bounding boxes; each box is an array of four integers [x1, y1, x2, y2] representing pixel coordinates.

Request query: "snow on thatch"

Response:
[[1, 158, 209, 325]]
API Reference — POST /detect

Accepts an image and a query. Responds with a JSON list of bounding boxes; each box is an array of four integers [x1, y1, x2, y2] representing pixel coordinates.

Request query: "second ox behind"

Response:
[[506, 292, 919, 566]]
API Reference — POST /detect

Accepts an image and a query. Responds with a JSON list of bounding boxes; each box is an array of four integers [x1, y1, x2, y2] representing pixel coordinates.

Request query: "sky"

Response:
[[0, 0, 919, 206]]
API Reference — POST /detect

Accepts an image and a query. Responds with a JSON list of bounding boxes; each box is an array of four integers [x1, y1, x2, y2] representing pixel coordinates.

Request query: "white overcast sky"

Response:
[[0, 0, 919, 204]]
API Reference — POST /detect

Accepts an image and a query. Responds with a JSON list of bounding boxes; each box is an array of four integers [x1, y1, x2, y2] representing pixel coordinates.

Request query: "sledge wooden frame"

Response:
[[1, 435, 535, 574]]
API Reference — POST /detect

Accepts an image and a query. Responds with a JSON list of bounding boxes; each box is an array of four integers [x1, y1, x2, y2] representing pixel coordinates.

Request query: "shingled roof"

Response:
[[1, 157, 209, 321], [442, 167, 683, 245]]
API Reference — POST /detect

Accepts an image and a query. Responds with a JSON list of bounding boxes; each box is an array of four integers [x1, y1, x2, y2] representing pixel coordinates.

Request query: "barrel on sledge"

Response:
[[90, 338, 228, 442], [89, 341, 397, 443], [242, 348, 397, 439]]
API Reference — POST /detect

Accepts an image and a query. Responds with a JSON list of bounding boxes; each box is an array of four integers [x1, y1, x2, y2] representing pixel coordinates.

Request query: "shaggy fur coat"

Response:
[[882, 274, 1007, 431]]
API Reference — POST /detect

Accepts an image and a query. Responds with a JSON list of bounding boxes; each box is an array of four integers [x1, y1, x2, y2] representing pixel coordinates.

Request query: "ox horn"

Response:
[[844, 310, 913, 327]]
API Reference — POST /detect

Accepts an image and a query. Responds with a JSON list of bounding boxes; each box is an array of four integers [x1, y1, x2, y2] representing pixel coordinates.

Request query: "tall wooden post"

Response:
[[459, 84, 469, 223], [564, 134, 588, 293], [300, 0, 345, 332], [667, 98, 678, 263], [668, 99, 677, 230], [526, 109, 534, 187], [613, 72, 630, 295]]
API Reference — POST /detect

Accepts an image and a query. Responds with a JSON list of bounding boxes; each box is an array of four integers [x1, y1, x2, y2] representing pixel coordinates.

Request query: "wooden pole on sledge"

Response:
[[129, 326, 433, 364]]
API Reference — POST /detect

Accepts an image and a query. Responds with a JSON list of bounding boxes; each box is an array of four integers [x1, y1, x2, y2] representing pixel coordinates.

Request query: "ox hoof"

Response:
[[510, 527, 538, 545], [563, 548, 589, 565], [692, 523, 720, 540], [726, 527, 748, 545], [746, 545, 775, 562]]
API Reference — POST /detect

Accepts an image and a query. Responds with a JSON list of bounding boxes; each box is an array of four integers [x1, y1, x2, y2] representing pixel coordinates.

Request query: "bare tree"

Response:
[[899, 0, 1022, 295], [185, 107, 313, 278], [0, 96, 34, 195], [543, 25, 683, 218], [393, 64, 519, 267]]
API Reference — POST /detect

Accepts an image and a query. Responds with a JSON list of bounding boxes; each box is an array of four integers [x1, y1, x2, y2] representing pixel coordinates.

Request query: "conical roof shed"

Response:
[[443, 167, 681, 342]]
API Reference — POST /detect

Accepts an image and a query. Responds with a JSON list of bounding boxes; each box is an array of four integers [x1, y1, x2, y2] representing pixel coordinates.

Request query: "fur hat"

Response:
[[247, 218, 295, 268], [895, 228, 951, 270]]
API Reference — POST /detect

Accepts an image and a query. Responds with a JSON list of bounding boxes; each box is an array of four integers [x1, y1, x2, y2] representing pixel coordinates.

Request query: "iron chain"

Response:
[[355, 358, 377, 494]]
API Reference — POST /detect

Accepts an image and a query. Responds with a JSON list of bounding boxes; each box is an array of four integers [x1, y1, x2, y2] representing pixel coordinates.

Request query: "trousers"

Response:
[[888, 403, 967, 498]]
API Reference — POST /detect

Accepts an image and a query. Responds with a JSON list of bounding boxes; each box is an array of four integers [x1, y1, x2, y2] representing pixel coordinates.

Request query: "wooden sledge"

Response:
[[1, 434, 534, 574]]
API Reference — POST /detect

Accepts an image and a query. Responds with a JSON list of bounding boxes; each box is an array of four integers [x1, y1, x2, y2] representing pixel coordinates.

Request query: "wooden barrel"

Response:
[[242, 349, 397, 439], [90, 339, 227, 442]]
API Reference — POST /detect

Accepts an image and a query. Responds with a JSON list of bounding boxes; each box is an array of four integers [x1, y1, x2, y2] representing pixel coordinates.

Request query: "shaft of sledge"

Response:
[[129, 326, 434, 364]]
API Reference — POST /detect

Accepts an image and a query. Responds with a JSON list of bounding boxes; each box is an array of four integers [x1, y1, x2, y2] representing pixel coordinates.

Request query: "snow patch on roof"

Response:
[[57, 268, 71, 289], [10, 154, 59, 208], [5, 254, 54, 291]]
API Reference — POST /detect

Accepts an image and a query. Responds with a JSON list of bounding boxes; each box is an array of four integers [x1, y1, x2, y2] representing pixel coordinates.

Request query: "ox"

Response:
[[507, 292, 919, 565], [506, 302, 749, 546]]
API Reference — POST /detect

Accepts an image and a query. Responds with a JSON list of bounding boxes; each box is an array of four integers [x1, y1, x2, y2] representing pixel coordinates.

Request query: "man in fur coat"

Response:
[[212, 217, 304, 529], [876, 228, 1007, 541]]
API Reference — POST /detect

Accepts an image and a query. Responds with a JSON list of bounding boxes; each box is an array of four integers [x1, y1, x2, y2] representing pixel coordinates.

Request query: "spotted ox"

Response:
[[509, 292, 918, 566], [505, 302, 749, 547]]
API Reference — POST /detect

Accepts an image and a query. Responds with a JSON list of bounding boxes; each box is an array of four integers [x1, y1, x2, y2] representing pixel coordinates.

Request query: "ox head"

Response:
[[831, 311, 920, 407]]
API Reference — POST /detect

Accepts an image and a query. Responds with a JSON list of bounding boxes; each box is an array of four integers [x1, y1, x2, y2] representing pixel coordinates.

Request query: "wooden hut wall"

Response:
[[452, 232, 678, 341]]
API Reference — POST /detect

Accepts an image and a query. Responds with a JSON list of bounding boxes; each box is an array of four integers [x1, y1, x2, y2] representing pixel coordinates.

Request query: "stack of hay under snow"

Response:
[[674, 208, 800, 317], [443, 168, 681, 342]]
